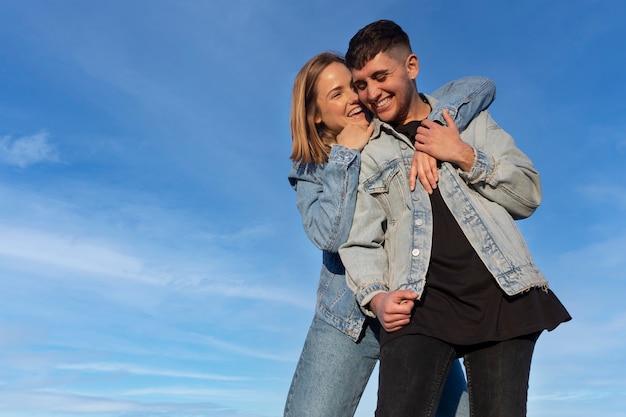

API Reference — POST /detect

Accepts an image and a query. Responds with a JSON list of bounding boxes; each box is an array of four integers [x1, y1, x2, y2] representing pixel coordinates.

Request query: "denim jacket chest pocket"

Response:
[[361, 158, 412, 224]]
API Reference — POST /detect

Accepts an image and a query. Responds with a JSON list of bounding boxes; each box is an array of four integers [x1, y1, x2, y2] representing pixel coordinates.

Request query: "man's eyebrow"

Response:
[[371, 69, 389, 78]]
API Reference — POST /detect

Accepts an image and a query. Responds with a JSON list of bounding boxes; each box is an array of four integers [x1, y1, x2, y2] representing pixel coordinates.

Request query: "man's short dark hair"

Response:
[[345, 20, 412, 70]]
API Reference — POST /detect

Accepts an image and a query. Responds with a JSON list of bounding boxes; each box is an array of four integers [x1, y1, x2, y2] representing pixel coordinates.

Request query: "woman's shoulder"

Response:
[[288, 160, 324, 185]]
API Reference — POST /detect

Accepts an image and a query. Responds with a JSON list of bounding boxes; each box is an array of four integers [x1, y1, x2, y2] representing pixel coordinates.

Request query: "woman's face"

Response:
[[314, 62, 368, 136]]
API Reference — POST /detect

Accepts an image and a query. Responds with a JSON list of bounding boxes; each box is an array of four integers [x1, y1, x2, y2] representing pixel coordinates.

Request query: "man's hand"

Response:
[[336, 122, 374, 151], [415, 109, 475, 172], [369, 290, 418, 332], [409, 151, 438, 193]]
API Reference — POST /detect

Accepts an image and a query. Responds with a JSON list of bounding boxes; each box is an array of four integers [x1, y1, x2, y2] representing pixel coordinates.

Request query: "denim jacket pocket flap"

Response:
[[362, 160, 402, 195]]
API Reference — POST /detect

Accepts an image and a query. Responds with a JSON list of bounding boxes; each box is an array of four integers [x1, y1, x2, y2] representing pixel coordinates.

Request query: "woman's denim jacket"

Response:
[[339, 97, 547, 317], [288, 77, 496, 340]]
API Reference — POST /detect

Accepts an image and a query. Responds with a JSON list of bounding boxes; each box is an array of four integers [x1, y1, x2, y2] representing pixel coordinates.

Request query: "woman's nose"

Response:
[[349, 89, 360, 103]]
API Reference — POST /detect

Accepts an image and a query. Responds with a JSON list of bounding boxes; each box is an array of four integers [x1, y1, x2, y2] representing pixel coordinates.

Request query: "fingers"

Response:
[[373, 290, 419, 332], [409, 164, 418, 191], [379, 310, 412, 332], [382, 316, 411, 332], [421, 166, 437, 194], [379, 305, 414, 332], [410, 151, 438, 194], [442, 109, 458, 132], [428, 155, 439, 186], [410, 153, 429, 193], [391, 289, 418, 300], [336, 122, 373, 150], [419, 169, 434, 194]]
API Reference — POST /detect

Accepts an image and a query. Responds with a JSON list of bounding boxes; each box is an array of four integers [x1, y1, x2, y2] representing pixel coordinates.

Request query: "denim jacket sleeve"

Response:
[[288, 145, 361, 252], [458, 110, 542, 219], [428, 76, 496, 131], [339, 77, 499, 314], [338, 142, 394, 314], [427, 76, 540, 219]]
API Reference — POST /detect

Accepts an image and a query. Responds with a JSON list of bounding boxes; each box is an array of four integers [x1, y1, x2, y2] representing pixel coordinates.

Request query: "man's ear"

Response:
[[406, 54, 420, 80]]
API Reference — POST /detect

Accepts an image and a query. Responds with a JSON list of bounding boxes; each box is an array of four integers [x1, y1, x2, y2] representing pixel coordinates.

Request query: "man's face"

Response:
[[351, 51, 418, 125]]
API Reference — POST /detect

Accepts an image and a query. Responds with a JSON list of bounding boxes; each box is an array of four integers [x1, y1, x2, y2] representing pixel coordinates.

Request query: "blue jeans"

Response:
[[284, 315, 470, 417], [376, 332, 540, 417]]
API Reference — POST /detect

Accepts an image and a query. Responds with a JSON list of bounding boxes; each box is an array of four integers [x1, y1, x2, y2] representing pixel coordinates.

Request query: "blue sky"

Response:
[[0, 0, 624, 416]]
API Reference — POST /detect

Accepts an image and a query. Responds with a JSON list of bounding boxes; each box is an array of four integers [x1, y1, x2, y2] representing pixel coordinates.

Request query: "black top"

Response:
[[379, 120, 571, 347]]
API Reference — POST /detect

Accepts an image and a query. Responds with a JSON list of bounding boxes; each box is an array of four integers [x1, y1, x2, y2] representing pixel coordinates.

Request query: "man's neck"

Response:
[[394, 93, 431, 126]]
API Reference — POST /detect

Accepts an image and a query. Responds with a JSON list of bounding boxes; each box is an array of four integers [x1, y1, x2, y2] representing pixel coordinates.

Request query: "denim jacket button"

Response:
[[414, 219, 423, 226], [412, 248, 420, 257]]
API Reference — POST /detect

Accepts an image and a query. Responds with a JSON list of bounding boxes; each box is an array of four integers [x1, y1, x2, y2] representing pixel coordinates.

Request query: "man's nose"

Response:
[[366, 83, 380, 101]]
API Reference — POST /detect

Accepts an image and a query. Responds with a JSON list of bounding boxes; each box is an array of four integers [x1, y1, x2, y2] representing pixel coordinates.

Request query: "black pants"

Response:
[[376, 332, 540, 417]]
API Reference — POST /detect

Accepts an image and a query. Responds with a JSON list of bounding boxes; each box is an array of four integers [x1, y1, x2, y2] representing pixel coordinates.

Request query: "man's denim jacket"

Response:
[[339, 96, 548, 317], [289, 77, 495, 340]]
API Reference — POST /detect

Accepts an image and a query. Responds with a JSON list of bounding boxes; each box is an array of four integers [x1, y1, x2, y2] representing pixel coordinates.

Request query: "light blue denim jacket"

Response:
[[289, 77, 496, 340], [339, 98, 547, 317]]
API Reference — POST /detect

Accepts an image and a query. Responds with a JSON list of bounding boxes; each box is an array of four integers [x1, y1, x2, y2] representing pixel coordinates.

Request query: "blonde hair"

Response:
[[290, 52, 345, 164]]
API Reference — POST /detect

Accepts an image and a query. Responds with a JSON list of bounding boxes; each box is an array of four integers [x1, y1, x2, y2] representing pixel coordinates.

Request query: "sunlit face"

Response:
[[314, 62, 368, 136], [351, 50, 419, 125]]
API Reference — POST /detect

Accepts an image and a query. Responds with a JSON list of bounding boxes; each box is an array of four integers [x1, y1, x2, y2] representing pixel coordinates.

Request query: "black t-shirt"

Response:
[[380, 121, 570, 347]]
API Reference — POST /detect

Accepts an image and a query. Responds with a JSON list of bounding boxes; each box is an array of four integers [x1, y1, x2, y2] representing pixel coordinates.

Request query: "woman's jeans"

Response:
[[376, 332, 540, 417], [284, 315, 470, 417]]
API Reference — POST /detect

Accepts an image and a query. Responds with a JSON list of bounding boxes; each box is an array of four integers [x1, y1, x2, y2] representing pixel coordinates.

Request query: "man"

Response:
[[339, 20, 570, 417]]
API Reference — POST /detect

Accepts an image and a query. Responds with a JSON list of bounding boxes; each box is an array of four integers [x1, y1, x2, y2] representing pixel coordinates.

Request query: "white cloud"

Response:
[[201, 335, 294, 362], [57, 362, 249, 381], [578, 183, 626, 211], [0, 391, 257, 415], [557, 233, 626, 281], [0, 131, 59, 168], [0, 223, 144, 278]]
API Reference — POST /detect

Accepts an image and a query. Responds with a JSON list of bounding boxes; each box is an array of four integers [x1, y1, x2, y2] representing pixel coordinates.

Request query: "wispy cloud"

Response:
[[578, 183, 626, 211], [0, 390, 261, 416], [201, 336, 294, 363], [531, 390, 615, 402], [0, 221, 310, 308], [0, 131, 59, 168], [0, 223, 144, 279], [57, 362, 248, 381], [557, 232, 626, 280]]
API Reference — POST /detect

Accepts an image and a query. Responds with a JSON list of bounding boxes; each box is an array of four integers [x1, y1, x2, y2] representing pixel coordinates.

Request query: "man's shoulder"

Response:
[[364, 127, 402, 155], [360, 126, 410, 172]]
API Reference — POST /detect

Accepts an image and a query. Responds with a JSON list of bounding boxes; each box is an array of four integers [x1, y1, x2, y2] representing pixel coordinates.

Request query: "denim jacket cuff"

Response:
[[357, 283, 389, 318], [461, 147, 495, 185], [428, 105, 458, 125], [328, 145, 359, 165]]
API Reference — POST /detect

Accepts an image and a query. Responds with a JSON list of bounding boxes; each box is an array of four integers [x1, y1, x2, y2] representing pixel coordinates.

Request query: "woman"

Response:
[[284, 52, 495, 417]]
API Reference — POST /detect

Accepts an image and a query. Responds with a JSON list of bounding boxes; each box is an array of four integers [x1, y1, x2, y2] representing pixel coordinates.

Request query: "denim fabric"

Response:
[[429, 76, 496, 132], [283, 316, 470, 417], [376, 333, 539, 417], [288, 77, 496, 339], [289, 145, 366, 340], [340, 104, 546, 315], [464, 333, 539, 417], [283, 316, 380, 417], [284, 77, 495, 417]]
